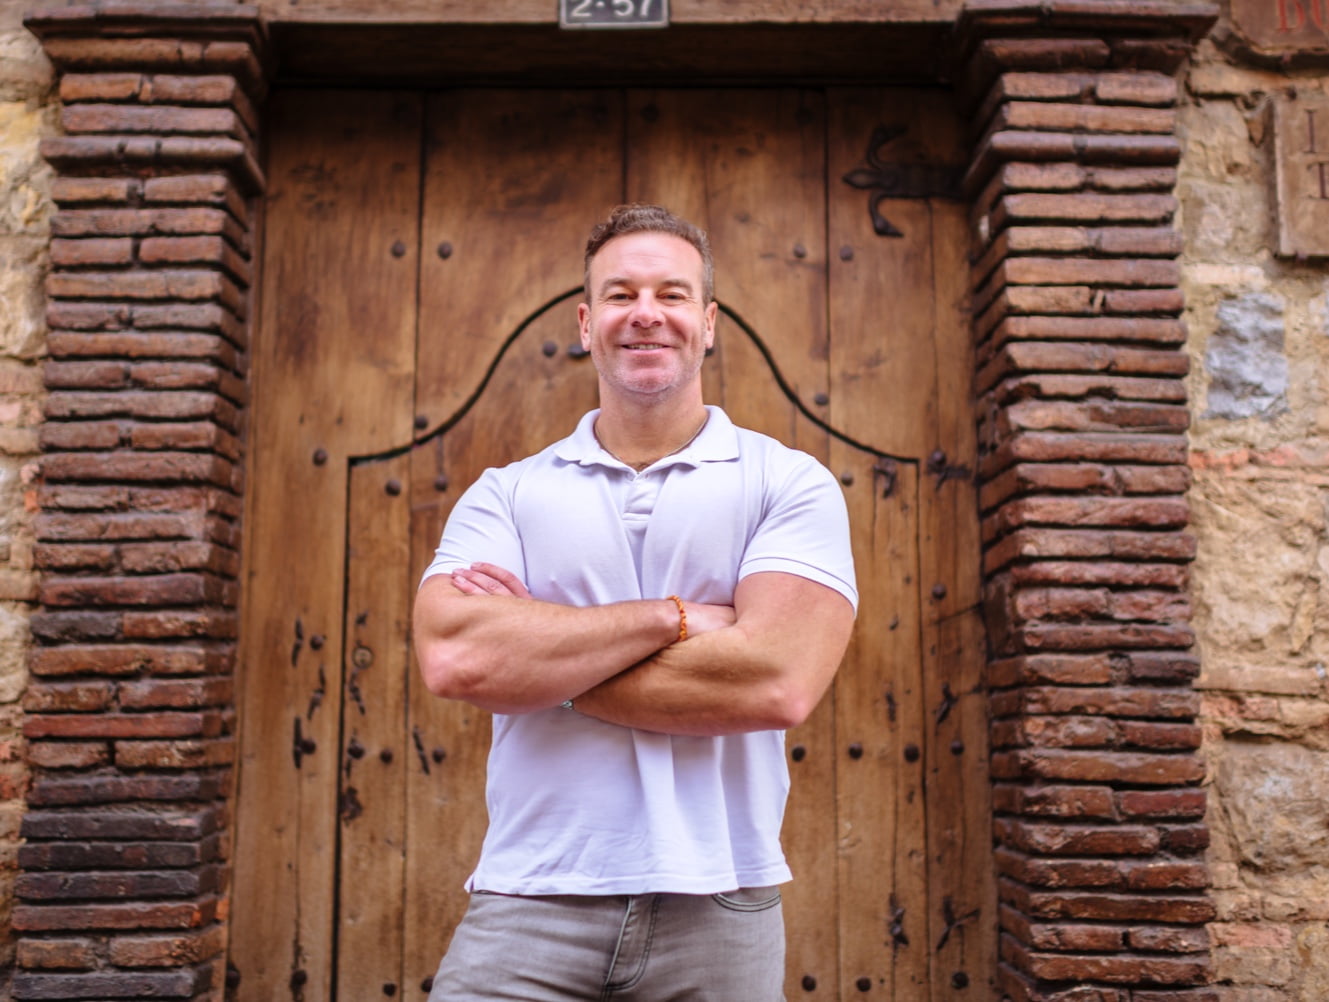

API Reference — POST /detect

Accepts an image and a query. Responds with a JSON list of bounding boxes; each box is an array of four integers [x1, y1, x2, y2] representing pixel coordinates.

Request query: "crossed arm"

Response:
[[412, 564, 855, 737]]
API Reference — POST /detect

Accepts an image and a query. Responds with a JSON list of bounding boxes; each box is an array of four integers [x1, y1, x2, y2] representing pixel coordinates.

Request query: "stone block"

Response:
[[1204, 292, 1288, 420], [0, 236, 50, 360], [1213, 742, 1329, 882]]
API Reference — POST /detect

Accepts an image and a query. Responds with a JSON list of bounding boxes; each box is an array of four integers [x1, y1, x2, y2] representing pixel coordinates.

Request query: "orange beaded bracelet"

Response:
[[667, 594, 687, 642]]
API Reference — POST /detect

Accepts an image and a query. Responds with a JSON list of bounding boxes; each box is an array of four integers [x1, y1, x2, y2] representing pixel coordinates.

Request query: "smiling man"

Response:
[[413, 204, 857, 1001]]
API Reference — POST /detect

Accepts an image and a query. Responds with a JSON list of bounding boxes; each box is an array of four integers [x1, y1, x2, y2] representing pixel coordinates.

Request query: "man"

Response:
[[413, 204, 857, 1000]]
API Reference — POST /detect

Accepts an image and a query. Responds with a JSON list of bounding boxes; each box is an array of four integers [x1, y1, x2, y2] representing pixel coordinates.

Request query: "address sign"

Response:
[[560, 0, 669, 29]]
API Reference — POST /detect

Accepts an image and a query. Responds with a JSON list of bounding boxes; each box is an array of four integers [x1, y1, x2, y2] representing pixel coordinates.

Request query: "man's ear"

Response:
[[577, 302, 592, 350], [703, 300, 718, 349]]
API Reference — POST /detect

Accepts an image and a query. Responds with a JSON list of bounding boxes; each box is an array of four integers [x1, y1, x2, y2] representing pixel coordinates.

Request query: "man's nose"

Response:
[[629, 294, 664, 326]]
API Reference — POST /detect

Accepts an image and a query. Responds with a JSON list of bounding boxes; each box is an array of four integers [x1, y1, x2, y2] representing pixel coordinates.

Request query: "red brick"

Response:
[[1127, 925, 1209, 952], [1007, 938, 1208, 984], [130, 361, 245, 399], [120, 541, 238, 577], [128, 422, 241, 459], [979, 344, 1188, 394], [1120, 720, 1201, 750], [139, 235, 250, 283], [34, 542, 117, 574], [1009, 621, 1193, 654], [28, 770, 229, 807], [996, 963, 1129, 1002], [1119, 860, 1208, 891], [994, 374, 1188, 407], [40, 421, 124, 451], [994, 748, 1204, 785], [122, 609, 237, 640], [994, 714, 1118, 748], [1026, 922, 1127, 952], [1002, 399, 1188, 434], [27, 741, 110, 769], [52, 207, 244, 245], [985, 496, 1190, 533], [51, 176, 139, 204], [36, 508, 220, 542], [21, 681, 116, 712], [143, 173, 245, 215], [47, 270, 242, 315], [46, 301, 132, 331], [1116, 789, 1206, 819], [118, 677, 232, 709], [993, 783, 1116, 818], [58, 72, 144, 102], [997, 848, 1122, 888], [1159, 824, 1210, 852], [50, 237, 134, 267], [133, 302, 248, 345], [15, 936, 100, 970], [17, 866, 219, 900], [1000, 686, 1198, 719], [1004, 883, 1215, 923], [61, 104, 244, 138], [29, 610, 122, 643], [20, 837, 218, 870], [115, 737, 234, 769], [41, 451, 236, 487], [108, 925, 226, 967], [46, 392, 240, 431], [40, 572, 222, 608], [1132, 991, 1219, 1002], [982, 430, 1190, 474], [1010, 561, 1187, 590], [24, 711, 216, 740], [984, 528, 1195, 575], [44, 359, 131, 389], [47, 331, 238, 367], [993, 101, 1175, 135], [996, 818, 1160, 855], [12, 969, 207, 998], [1095, 72, 1178, 106], [21, 806, 222, 841], [993, 193, 1176, 228]]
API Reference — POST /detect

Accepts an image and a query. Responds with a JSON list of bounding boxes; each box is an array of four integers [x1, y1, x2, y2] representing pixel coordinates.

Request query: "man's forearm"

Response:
[[571, 573, 855, 737], [414, 575, 684, 714]]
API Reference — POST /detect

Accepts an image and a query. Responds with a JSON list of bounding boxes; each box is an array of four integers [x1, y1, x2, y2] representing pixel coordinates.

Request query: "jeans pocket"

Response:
[[711, 885, 782, 912]]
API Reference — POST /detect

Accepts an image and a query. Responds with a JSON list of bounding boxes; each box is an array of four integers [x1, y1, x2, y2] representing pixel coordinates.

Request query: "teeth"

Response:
[[626, 344, 665, 350]]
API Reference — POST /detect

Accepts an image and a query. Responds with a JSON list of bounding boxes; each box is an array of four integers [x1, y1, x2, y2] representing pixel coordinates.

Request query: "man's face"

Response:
[[578, 232, 717, 406]]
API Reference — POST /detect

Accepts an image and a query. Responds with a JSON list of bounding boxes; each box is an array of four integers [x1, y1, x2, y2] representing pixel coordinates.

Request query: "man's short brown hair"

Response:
[[583, 204, 714, 304]]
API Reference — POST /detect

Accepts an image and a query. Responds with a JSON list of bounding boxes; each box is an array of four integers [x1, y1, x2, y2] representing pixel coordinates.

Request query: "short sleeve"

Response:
[[738, 454, 858, 611], [419, 468, 528, 588]]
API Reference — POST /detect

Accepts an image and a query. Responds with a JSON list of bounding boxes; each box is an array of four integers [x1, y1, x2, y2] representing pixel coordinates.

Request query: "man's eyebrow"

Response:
[[597, 276, 696, 295]]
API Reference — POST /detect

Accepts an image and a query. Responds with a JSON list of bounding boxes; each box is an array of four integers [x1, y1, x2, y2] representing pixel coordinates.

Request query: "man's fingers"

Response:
[[469, 562, 531, 599], [451, 563, 531, 599]]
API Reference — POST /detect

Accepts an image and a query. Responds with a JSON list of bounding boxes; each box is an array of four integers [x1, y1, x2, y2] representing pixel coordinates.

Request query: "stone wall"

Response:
[[0, 0, 52, 991], [1180, 22, 1329, 1002]]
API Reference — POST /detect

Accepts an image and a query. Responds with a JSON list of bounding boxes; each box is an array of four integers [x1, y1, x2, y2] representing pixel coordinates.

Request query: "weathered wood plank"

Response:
[[403, 88, 620, 988], [231, 89, 421, 1000], [626, 89, 838, 998], [828, 87, 936, 999], [337, 453, 414, 999]]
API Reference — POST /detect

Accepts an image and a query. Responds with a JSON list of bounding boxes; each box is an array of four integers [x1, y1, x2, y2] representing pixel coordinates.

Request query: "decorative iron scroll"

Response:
[[841, 124, 963, 237]]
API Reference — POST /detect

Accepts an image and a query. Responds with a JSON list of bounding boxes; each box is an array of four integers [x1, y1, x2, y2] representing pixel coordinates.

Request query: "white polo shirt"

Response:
[[422, 405, 857, 895]]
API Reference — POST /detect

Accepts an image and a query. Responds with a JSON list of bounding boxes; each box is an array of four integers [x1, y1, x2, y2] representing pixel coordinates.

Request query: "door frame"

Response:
[[19, 4, 1217, 1001]]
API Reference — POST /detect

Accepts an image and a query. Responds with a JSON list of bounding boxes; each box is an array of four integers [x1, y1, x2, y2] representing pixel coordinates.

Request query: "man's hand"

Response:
[[451, 562, 531, 599]]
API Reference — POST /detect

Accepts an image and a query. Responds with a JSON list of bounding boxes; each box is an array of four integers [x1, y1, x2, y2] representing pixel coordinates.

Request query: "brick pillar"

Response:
[[954, 3, 1218, 1001], [16, 7, 265, 1000]]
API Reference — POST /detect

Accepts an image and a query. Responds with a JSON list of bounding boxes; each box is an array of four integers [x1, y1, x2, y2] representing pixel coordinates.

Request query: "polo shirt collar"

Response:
[[555, 405, 740, 470]]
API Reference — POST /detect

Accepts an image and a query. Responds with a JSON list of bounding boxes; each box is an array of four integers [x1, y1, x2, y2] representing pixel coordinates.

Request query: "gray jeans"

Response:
[[427, 887, 786, 1001]]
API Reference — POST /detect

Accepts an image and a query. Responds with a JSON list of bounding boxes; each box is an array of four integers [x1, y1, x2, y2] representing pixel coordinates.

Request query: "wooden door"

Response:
[[230, 87, 992, 1001]]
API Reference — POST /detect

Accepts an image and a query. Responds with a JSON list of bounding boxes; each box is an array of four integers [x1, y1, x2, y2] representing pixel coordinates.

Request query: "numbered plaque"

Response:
[[1273, 89, 1329, 257], [560, 0, 668, 29]]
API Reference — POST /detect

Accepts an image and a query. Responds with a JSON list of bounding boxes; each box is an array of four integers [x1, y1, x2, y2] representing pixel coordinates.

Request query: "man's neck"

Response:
[[593, 392, 709, 472]]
